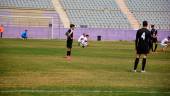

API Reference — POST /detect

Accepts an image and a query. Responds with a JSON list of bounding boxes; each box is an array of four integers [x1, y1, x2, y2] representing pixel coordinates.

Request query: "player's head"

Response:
[[86, 34, 89, 38], [25, 30, 28, 32], [70, 24, 75, 30], [83, 33, 86, 36], [143, 21, 148, 27], [168, 36, 170, 40], [151, 24, 154, 28]]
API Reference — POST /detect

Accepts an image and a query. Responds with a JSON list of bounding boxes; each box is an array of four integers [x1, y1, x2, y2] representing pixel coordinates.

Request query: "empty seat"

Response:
[[0, 0, 54, 10]]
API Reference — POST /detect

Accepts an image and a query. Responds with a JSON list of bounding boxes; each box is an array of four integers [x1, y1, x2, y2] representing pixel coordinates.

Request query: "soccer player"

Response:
[[0, 24, 4, 38], [78, 33, 86, 46], [65, 24, 75, 60], [81, 34, 89, 48], [160, 36, 170, 52], [133, 21, 151, 73], [21, 30, 28, 40], [150, 25, 158, 52]]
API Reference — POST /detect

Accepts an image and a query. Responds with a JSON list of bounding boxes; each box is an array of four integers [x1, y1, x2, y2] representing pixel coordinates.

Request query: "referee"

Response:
[[65, 24, 75, 60], [133, 21, 151, 72]]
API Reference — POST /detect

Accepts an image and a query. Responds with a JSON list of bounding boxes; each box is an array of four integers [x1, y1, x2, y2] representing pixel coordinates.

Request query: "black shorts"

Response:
[[67, 39, 73, 48], [137, 50, 149, 54], [152, 38, 157, 43], [137, 47, 149, 54]]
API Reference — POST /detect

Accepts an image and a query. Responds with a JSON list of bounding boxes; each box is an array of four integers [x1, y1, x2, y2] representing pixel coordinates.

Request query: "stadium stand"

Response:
[[60, 0, 131, 28], [0, 0, 59, 27], [0, 0, 63, 39], [126, 0, 170, 29], [0, 9, 49, 27], [0, 0, 54, 10]]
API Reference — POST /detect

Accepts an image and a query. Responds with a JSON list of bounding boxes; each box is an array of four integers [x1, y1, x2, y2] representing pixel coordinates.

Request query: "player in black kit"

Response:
[[133, 21, 151, 72], [150, 25, 158, 52], [65, 24, 75, 60]]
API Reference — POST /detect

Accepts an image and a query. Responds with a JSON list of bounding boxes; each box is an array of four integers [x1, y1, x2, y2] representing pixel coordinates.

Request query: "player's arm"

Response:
[[135, 31, 139, 50], [150, 30, 153, 37], [68, 31, 73, 36], [155, 30, 157, 35], [148, 31, 152, 50]]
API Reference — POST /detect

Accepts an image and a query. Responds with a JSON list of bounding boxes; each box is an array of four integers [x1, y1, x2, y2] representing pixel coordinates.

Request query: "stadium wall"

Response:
[[59, 28, 170, 41], [2, 26, 170, 41]]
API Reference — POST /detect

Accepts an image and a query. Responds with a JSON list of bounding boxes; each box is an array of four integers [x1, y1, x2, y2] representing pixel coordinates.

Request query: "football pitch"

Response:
[[0, 39, 170, 96]]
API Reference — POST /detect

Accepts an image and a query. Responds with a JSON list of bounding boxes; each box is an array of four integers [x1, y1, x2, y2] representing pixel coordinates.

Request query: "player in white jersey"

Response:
[[78, 33, 86, 46], [81, 34, 89, 48], [160, 36, 170, 51]]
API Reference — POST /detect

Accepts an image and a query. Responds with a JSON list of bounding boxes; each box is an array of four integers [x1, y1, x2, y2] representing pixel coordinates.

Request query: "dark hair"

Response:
[[168, 36, 170, 39], [143, 21, 148, 27], [25, 30, 28, 32], [70, 24, 75, 28], [151, 25, 154, 28], [86, 34, 89, 37]]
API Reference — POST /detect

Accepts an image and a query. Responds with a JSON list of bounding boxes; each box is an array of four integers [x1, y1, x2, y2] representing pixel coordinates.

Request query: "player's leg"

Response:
[[163, 45, 168, 52], [141, 54, 147, 72], [151, 40, 154, 52], [154, 43, 158, 52], [160, 44, 164, 52], [66, 41, 72, 56], [161, 44, 167, 52], [0, 32, 2, 38], [66, 48, 71, 56], [24, 37, 27, 40], [84, 42, 88, 47], [133, 54, 141, 72], [66, 40, 70, 57], [65, 48, 71, 60], [154, 41, 158, 52], [82, 42, 85, 48], [80, 41, 85, 48], [78, 41, 80, 46], [66, 40, 73, 60], [22, 36, 24, 40]]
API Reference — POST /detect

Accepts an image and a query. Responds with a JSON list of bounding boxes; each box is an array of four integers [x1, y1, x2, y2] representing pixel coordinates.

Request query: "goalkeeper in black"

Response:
[[133, 21, 151, 72]]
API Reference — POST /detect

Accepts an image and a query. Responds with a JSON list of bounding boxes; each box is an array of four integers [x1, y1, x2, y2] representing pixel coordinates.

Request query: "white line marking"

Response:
[[0, 90, 170, 94]]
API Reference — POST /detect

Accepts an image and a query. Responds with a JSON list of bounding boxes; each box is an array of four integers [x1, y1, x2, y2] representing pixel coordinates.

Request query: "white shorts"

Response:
[[80, 42, 88, 47], [160, 43, 168, 48]]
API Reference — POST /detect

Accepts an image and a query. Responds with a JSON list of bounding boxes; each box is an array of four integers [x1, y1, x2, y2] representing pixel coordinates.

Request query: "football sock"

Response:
[[152, 44, 154, 52], [154, 44, 157, 52], [134, 58, 139, 70], [142, 58, 146, 71], [67, 51, 70, 56], [69, 51, 71, 56]]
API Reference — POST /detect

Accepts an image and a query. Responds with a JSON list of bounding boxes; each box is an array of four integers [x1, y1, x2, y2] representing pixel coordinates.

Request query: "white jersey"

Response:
[[78, 36, 88, 47], [82, 37, 88, 47], [160, 38, 169, 47], [78, 35, 85, 42], [161, 38, 168, 44]]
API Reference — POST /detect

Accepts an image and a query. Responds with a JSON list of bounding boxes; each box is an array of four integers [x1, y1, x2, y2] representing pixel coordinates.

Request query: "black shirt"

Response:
[[151, 28, 157, 38], [136, 28, 151, 53], [66, 29, 73, 40]]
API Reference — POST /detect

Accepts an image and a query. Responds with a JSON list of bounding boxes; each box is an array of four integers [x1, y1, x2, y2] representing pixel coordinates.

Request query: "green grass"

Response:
[[0, 39, 170, 96]]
